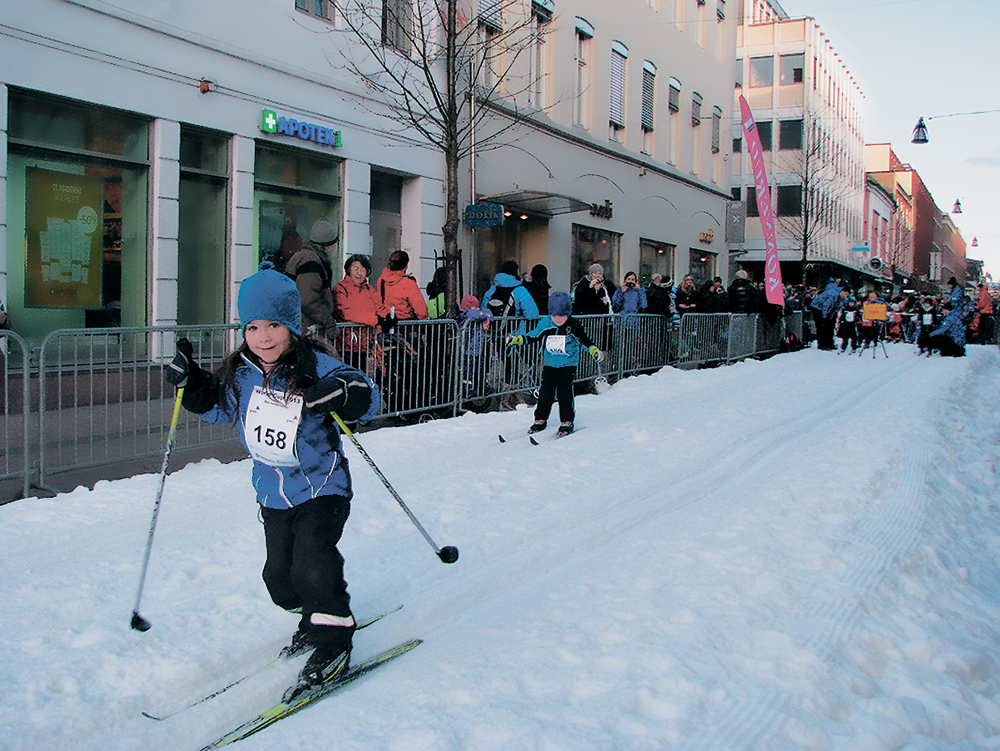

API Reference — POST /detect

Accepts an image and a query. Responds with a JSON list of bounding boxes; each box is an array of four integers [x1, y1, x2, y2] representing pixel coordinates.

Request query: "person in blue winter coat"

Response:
[[480, 260, 539, 331], [612, 271, 648, 323], [506, 291, 604, 437], [163, 262, 378, 700], [810, 279, 845, 350], [927, 300, 966, 357]]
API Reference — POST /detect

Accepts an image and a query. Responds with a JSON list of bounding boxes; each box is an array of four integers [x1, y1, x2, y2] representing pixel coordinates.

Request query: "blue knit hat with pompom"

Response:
[[237, 261, 302, 335]]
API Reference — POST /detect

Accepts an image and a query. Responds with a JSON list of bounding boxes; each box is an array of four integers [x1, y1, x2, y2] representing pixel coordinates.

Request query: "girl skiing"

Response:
[[507, 291, 604, 437], [164, 262, 378, 700]]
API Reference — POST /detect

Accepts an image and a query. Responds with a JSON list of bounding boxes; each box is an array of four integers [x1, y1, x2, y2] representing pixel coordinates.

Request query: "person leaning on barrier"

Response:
[[674, 275, 698, 316], [645, 274, 672, 317], [375, 250, 428, 330], [612, 271, 647, 322], [332, 254, 387, 370], [572, 263, 615, 317]]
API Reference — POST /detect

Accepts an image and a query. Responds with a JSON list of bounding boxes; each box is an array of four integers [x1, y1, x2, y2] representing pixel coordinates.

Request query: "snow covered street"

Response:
[[3, 344, 1000, 751]]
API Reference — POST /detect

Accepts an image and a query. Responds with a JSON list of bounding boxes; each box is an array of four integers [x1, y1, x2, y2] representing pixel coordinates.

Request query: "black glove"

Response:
[[302, 373, 373, 421], [378, 314, 398, 334], [165, 339, 197, 387]]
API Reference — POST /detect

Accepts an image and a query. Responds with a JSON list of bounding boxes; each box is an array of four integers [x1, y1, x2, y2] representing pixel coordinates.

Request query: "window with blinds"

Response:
[[668, 77, 681, 113], [691, 92, 703, 127], [711, 106, 722, 153], [609, 43, 628, 129], [479, 0, 503, 31], [641, 63, 656, 133]]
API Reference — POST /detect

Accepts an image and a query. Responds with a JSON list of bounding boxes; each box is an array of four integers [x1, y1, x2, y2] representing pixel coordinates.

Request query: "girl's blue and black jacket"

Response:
[[524, 315, 597, 368], [191, 351, 378, 509]]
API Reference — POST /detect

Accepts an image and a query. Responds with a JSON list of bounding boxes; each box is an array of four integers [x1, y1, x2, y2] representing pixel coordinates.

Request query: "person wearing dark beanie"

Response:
[[285, 219, 339, 340]]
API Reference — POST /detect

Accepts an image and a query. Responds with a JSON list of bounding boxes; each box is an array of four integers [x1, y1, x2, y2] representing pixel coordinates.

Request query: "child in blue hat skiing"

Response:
[[507, 291, 604, 437], [164, 262, 378, 701]]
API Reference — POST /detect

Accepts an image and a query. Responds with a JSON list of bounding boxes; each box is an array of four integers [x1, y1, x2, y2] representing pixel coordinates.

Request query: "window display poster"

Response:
[[26, 169, 104, 308]]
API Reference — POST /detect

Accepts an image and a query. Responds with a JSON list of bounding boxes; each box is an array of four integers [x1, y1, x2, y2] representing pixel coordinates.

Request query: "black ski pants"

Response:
[[261, 494, 355, 650], [535, 365, 576, 424]]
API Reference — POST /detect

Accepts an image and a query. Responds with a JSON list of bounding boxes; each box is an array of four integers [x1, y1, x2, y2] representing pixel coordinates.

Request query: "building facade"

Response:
[[730, 6, 867, 287], [1, 0, 446, 346], [461, 0, 739, 296], [865, 144, 966, 290]]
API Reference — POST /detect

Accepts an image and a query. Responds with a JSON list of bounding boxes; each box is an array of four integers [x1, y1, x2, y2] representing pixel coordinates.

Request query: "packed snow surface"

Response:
[[3, 345, 1000, 751]]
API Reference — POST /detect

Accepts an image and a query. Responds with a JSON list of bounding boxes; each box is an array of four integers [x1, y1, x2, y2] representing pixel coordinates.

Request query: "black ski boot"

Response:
[[528, 420, 547, 434], [557, 421, 574, 437], [283, 645, 351, 703]]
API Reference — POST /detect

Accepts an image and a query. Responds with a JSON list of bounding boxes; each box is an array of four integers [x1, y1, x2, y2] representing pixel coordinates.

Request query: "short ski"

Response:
[[531, 426, 586, 443], [199, 638, 422, 750], [142, 605, 401, 721]]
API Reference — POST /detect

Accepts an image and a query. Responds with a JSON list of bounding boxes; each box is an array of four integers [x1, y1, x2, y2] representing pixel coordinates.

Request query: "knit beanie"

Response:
[[548, 291, 572, 317], [588, 263, 604, 276], [237, 262, 302, 335], [309, 220, 339, 247], [459, 295, 480, 312]]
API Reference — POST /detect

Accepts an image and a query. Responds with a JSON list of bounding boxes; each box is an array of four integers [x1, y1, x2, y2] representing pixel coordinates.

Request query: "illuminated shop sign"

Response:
[[261, 109, 342, 148]]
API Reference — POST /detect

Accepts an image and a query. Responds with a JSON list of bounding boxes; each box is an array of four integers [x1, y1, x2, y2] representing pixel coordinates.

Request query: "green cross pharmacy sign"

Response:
[[261, 109, 342, 148]]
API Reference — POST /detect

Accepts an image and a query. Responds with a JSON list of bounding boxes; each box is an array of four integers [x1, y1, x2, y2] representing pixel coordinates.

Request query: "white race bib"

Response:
[[244, 385, 302, 466], [546, 334, 568, 355], [923, 313, 933, 325], [844, 311, 855, 322]]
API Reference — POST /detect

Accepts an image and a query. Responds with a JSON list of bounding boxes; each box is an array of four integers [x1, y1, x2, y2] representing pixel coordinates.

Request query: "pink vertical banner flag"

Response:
[[738, 95, 784, 307]]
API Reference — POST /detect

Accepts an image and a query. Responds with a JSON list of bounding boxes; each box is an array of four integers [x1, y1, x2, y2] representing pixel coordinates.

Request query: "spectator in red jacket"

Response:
[[333, 254, 387, 370], [375, 250, 428, 329]]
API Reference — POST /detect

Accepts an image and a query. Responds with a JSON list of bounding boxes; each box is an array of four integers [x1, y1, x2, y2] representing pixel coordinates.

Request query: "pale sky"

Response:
[[778, 0, 1000, 279]]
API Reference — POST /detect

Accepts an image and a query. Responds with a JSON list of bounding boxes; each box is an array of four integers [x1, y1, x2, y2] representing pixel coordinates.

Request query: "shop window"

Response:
[[7, 89, 150, 341], [572, 224, 621, 287], [254, 142, 342, 275], [640, 238, 675, 284], [178, 127, 229, 325]]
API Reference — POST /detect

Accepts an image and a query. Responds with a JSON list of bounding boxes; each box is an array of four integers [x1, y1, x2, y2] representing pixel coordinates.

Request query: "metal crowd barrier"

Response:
[[35, 324, 241, 491], [0, 331, 32, 499], [7, 311, 799, 500]]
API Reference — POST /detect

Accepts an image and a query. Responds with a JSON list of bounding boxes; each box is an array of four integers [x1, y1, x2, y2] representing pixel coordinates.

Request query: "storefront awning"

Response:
[[480, 190, 592, 217]]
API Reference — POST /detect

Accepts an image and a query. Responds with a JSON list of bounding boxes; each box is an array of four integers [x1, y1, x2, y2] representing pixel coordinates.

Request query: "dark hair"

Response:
[[501, 260, 520, 277], [220, 332, 327, 406], [530, 264, 548, 282], [344, 254, 372, 277], [388, 250, 409, 271]]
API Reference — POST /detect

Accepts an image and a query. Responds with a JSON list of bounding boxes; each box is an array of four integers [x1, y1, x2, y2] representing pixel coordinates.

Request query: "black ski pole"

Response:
[[331, 412, 458, 564], [131, 386, 185, 631]]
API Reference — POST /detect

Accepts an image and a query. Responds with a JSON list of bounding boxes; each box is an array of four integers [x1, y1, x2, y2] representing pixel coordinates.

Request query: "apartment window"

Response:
[[734, 58, 743, 88], [574, 18, 594, 127], [641, 61, 656, 154], [479, 0, 504, 89], [717, 0, 726, 20], [382, 0, 412, 54], [667, 78, 682, 114], [779, 119, 803, 150], [749, 56, 773, 88], [780, 53, 804, 85], [731, 187, 741, 201], [776, 184, 802, 216], [295, 0, 332, 20], [756, 120, 772, 151], [641, 63, 656, 132], [747, 187, 759, 217], [691, 92, 703, 127], [609, 41, 628, 140], [733, 137, 742, 153], [528, 1, 553, 107], [711, 106, 722, 153]]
